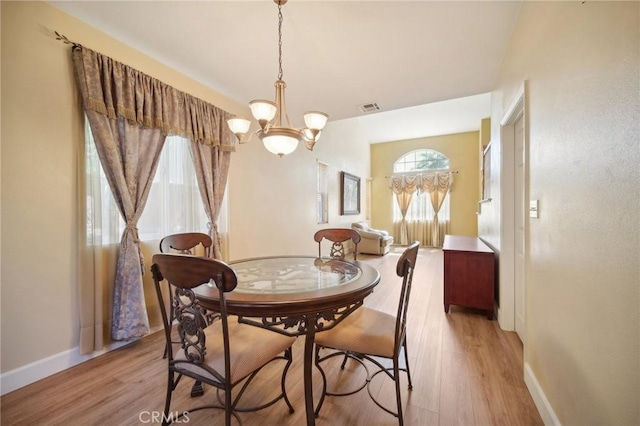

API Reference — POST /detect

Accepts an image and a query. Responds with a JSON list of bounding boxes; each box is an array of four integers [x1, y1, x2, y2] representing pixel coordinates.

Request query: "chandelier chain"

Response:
[[225, 0, 327, 156], [277, 2, 283, 80]]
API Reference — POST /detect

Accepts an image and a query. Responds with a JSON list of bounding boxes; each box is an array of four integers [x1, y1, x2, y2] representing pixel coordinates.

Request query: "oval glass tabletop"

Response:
[[230, 257, 362, 294], [195, 256, 380, 317]]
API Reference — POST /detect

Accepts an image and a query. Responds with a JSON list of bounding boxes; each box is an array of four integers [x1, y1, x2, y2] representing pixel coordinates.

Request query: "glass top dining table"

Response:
[[194, 255, 381, 426], [234, 256, 363, 293]]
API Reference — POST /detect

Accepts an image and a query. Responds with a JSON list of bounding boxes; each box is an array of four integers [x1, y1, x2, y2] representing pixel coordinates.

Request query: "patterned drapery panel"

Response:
[[419, 173, 452, 245], [390, 175, 420, 245], [72, 46, 235, 347], [190, 139, 231, 260]]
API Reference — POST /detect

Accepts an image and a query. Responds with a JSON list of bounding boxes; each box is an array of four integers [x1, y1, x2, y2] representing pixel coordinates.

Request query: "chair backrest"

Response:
[[394, 241, 420, 350], [151, 254, 237, 367], [159, 232, 213, 257], [314, 228, 362, 260]]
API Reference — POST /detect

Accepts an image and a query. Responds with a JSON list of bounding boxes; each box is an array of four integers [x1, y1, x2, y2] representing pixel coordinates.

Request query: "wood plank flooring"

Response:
[[1, 248, 543, 425]]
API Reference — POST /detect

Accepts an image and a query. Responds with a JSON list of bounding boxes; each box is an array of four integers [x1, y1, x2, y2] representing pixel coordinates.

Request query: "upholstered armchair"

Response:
[[351, 221, 394, 256]]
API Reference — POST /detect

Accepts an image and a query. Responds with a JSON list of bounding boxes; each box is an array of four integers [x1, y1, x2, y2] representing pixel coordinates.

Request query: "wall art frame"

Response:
[[340, 171, 361, 215]]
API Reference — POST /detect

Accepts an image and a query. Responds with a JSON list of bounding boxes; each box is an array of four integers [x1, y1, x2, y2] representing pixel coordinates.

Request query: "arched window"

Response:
[[393, 149, 450, 173], [392, 149, 451, 246]]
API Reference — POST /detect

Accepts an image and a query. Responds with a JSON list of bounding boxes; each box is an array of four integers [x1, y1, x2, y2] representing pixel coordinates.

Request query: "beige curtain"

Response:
[[390, 172, 453, 247], [393, 219, 448, 247], [88, 113, 165, 341], [190, 137, 232, 260], [419, 172, 453, 246], [390, 175, 419, 245], [73, 46, 235, 349]]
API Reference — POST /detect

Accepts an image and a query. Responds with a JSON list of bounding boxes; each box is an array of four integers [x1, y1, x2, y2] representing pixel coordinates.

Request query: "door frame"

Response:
[[498, 82, 528, 343]]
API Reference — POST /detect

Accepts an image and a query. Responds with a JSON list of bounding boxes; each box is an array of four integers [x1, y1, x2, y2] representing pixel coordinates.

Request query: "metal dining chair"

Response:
[[159, 232, 213, 359], [314, 228, 362, 260], [313, 241, 420, 425], [151, 254, 296, 426]]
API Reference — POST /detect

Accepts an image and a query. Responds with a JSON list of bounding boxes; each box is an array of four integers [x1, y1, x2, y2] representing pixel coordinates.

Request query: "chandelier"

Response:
[[226, 0, 328, 157]]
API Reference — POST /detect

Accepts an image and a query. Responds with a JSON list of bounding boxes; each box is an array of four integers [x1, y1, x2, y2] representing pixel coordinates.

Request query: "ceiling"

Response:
[[50, 0, 522, 143]]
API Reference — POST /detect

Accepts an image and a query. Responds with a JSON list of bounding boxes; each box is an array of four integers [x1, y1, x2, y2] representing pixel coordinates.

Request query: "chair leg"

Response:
[[190, 381, 204, 397], [403, 339, 413, 390], [313, 345, 329, 417], [225, 383, 232, 426], [162, 370, 174, 426], [340, 350, 365, 369], [393, 358, 404, 426], [340, 353, 349, 370], [281, 347, 295, 413]]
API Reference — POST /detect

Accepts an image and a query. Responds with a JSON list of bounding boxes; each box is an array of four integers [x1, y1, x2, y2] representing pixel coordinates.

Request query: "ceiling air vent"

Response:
[[359, 102, 381, 114]]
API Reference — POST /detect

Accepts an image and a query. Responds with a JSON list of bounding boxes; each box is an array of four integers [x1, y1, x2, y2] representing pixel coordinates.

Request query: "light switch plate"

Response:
[[529, 200, 539, 218]]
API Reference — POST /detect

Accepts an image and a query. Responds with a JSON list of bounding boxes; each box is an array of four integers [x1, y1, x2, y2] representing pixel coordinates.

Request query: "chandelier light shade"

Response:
[[227, 0, 328, 157]]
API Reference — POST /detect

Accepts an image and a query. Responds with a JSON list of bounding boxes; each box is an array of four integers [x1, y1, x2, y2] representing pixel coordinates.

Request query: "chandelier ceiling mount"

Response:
[[227, 0, 328, 157]]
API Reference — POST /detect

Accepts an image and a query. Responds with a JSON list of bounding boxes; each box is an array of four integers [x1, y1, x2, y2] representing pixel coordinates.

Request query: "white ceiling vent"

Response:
[[359, 102, 381, 113]]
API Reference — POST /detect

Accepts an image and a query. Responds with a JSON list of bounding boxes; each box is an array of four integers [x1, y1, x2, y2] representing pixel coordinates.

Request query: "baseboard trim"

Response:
[[1, 326, 163, 396], [524, 362, 561, 426]]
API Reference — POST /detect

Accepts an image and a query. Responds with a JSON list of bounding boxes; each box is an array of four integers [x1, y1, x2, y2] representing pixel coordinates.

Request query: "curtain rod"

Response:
[[54, 31, 82, 49], [384, 170, 459, 178]]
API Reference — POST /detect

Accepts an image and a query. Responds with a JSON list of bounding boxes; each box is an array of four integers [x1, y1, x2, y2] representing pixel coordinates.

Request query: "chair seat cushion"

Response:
[[314, 307, 396, 358], [173, 319, 295, 385]]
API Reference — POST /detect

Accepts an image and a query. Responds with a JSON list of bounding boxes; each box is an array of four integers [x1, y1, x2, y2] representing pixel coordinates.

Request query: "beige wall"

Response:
[[0, 0, 241, 375], [370, 132, 480, 240], [227, 117, 370, 260], [5, 3, 638, 423], [0, 1, 369, 381], [479, 1, 639, 424]]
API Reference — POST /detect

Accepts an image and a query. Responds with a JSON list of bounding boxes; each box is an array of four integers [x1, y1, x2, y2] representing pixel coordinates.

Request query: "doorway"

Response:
[[514, 112, 526, 341], [500, 84, 527, 343]]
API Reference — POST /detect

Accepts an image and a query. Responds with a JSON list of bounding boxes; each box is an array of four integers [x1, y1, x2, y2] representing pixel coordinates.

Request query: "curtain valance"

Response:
[[72, 47, 235, 151], [389, 172, 453, 195]]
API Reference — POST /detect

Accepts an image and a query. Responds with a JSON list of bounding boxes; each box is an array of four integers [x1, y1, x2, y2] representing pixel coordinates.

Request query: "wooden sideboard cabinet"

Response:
[[443, 235, 495, 320]]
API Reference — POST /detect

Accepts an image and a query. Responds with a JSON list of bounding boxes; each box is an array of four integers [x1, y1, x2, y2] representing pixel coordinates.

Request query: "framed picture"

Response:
[[340, 171, 361, 215]]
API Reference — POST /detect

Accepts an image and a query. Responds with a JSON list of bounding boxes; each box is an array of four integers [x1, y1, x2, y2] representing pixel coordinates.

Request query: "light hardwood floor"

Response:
[[1, 248, 543, 425]]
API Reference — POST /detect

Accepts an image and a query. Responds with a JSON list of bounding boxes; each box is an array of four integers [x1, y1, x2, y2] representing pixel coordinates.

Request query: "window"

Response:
[[392, 149, 451, 246], [393, 149, 450, 173], [393, 192, 450, 223], [392, 147, 452, 223], [316, 161, 329, 224], [86, 124, 209, 245], [139, 136, 210, 240]]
